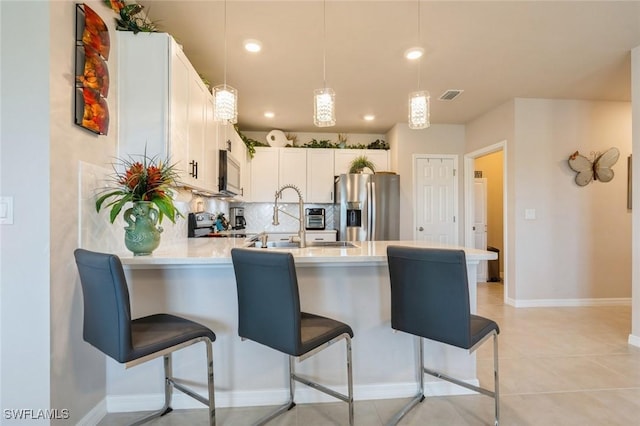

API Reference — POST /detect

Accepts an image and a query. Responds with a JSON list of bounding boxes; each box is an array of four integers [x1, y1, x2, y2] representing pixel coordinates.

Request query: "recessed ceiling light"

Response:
[[264, 111, 275, 118], [244, 39, 262, 53], [363, 114, 375, 121], [404, 47, 424, 60]]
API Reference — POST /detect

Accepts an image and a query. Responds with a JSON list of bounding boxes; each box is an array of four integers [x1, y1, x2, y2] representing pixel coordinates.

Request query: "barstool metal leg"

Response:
[[494, 334, 500, 426], [386, 336, 425, 426], [206, 341, 216, 426], [346, 336, 354, 426], [253, 356, 296, 426], [129, 354, 173, 426]]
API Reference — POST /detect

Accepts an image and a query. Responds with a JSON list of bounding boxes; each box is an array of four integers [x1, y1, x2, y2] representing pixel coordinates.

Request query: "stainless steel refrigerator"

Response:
[[335, 173, 400, 241]]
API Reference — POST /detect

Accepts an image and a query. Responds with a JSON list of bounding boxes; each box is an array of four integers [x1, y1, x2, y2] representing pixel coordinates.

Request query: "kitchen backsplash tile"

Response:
[[231, 202, 335, 234]]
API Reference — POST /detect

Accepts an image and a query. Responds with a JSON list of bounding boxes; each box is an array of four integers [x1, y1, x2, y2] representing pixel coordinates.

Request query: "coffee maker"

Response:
[[229, 207, 246, 230]]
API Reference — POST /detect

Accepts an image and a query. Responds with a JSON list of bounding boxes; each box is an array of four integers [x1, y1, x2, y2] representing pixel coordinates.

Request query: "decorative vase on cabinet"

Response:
[[123, 201, 163, 256]]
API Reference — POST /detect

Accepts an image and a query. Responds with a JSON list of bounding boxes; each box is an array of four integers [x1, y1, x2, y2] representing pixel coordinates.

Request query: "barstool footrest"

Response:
[[292, 373, 351, 403], [171, 380, 211, 406], [423, 367, 495, 398]]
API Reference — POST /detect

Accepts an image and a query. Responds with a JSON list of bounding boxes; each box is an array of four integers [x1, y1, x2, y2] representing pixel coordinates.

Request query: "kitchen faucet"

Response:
[[272, 184, 306, 248]]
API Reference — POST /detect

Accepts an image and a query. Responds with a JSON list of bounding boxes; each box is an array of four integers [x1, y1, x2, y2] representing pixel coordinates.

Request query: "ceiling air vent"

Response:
[[438, 89, 464, 101]]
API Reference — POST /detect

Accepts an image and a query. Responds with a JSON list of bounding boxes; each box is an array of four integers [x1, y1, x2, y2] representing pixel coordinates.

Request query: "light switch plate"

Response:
[[524, 208, 536, 220], [0, 196, 14, 225]]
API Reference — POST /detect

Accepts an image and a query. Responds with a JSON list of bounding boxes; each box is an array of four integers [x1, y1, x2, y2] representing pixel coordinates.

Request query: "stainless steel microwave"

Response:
[[218, 150, 242, 196]]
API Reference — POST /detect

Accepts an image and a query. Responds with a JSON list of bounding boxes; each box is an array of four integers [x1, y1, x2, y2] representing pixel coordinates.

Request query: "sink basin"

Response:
[[307, 241, 358, 248], [248, 241, 358, 249]]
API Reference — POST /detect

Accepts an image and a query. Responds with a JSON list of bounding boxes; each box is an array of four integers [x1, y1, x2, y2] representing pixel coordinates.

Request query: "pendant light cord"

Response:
[[322, 0, 327, 89], [223, 0, 228, 88], [417, 0, 421, 90]]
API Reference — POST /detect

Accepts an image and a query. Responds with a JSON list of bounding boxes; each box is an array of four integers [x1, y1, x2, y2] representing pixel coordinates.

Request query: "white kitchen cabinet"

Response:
[[201, 97, 218, 191], [250, 147, 280, 202], [184, 70, 209, 188], [307, 149, 335, 203], [223, 124, 250, 201], [267, 230, 337, 242], [333, 149, 389, 175], [279, 149, 307, 202], [118, 32, 216, 192], [250, 147, 307, 202], [365, 150, 390, 172], [305, 231, 337, 242]]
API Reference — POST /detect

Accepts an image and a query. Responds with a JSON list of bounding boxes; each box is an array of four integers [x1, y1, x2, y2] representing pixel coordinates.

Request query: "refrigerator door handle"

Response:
[[369, 180, 376, 241]]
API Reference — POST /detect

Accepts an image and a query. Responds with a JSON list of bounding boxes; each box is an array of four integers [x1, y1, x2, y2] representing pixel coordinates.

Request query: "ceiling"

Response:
[[139, 1, 640, 134]]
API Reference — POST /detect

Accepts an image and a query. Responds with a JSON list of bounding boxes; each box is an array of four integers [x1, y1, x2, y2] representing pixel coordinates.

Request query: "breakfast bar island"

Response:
[[111, 238, 497, 412]]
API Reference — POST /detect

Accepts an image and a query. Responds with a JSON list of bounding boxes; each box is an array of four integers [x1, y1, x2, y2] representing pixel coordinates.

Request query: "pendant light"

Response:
[[408, 0, 430, 130], [213, 0, 238, 124], [314, 0, 335, 127]]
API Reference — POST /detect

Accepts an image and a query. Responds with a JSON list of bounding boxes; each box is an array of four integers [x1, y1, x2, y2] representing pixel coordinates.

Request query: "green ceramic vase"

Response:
[[124, 201, 163, 256]]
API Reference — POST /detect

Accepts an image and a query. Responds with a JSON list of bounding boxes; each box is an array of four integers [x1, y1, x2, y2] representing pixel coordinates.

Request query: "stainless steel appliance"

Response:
[[188, 212, 216, 237], [335, 173, 399, 241], [229, 206, 247, 230], [188, 212, 245, 238], [218, 150, 242, 196], [305, 208, 326, 230]]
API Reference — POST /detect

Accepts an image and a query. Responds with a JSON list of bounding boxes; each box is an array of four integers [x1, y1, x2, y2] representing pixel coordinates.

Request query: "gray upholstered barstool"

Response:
[[74, 249, 216, 425], [230, 248, 354, 425], [386, 246, 500, 426]]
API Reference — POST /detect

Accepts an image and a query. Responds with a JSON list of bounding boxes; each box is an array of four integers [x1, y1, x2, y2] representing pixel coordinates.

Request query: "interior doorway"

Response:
[[464, 142, 507, 302]]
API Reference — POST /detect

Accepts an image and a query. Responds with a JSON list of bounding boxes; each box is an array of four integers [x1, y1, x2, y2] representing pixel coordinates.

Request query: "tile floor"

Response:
[[100, 283, 640, 425]]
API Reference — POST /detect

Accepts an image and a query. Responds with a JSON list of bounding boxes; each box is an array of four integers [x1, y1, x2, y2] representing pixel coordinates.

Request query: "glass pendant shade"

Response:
[[213, 84, 238, 124], [313, 88, 336, 127], [408, 90, 430, 129]]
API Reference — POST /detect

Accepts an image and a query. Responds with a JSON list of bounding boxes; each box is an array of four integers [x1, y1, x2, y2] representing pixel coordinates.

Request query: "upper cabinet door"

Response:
[[307, 149, 334, 203], [279, 149, 307, 202], [118, 32, 217, 193], [334, 149, 389, 175], [365, 150, 390, 172], [250, 148, 280, 202]]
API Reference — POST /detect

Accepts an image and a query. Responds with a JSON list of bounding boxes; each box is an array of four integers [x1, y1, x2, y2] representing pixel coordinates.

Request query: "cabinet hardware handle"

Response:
[[189, 160, 199, 179]]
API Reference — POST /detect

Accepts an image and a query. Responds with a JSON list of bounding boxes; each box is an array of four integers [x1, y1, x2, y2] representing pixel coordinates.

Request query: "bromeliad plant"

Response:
[[96, 153, 182, 224]]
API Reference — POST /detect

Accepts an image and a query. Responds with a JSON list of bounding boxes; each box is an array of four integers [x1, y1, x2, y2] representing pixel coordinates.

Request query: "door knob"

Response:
[[418, 226, 424, 231]]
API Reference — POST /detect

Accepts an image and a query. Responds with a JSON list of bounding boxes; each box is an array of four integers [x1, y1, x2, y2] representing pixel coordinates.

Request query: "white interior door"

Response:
[[474, 178, 488, 282], [415, 156, 457, 243]]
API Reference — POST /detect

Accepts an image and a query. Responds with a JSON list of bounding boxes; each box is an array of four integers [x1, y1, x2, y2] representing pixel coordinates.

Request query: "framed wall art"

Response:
[[75, 3, 110, 135]]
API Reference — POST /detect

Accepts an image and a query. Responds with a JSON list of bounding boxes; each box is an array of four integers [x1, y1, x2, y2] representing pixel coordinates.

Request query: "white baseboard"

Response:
[[508, 297, 631, 308], [628, 334, 640, 348], [105, 380, 480, 413], [76, 398, 107, 426]]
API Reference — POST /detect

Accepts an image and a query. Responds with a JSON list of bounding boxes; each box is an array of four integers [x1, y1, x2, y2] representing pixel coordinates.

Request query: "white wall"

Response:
[[1, 0, 127, 423], [1, 2, 52, 422], [631, 46, 640, 346], [49, 1, 123, 422], [468, 98, 632, 304], [514, 99, 631, 302], [386, 123, 466, 241]]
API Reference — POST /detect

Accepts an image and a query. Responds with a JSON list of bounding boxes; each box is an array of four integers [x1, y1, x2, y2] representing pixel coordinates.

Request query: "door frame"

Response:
[[464, 141, 508, 300], [413, 154, 460, 244], [474, 177, 488, 282]]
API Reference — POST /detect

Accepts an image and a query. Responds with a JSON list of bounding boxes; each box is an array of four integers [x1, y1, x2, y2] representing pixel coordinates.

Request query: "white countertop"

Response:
[[118, 238, 497, 268]]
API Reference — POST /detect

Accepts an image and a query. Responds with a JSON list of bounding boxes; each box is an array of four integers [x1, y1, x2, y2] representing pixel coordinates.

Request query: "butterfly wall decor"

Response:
[[568, 147, 620, 187]]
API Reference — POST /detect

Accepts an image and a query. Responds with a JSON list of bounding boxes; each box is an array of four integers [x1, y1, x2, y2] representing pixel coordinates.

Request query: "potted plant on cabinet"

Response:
[[349, 155, 376, 174]]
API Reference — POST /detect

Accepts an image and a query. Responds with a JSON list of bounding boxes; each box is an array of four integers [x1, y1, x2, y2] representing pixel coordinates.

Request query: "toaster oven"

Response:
[[305, 208, 325, 230]]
